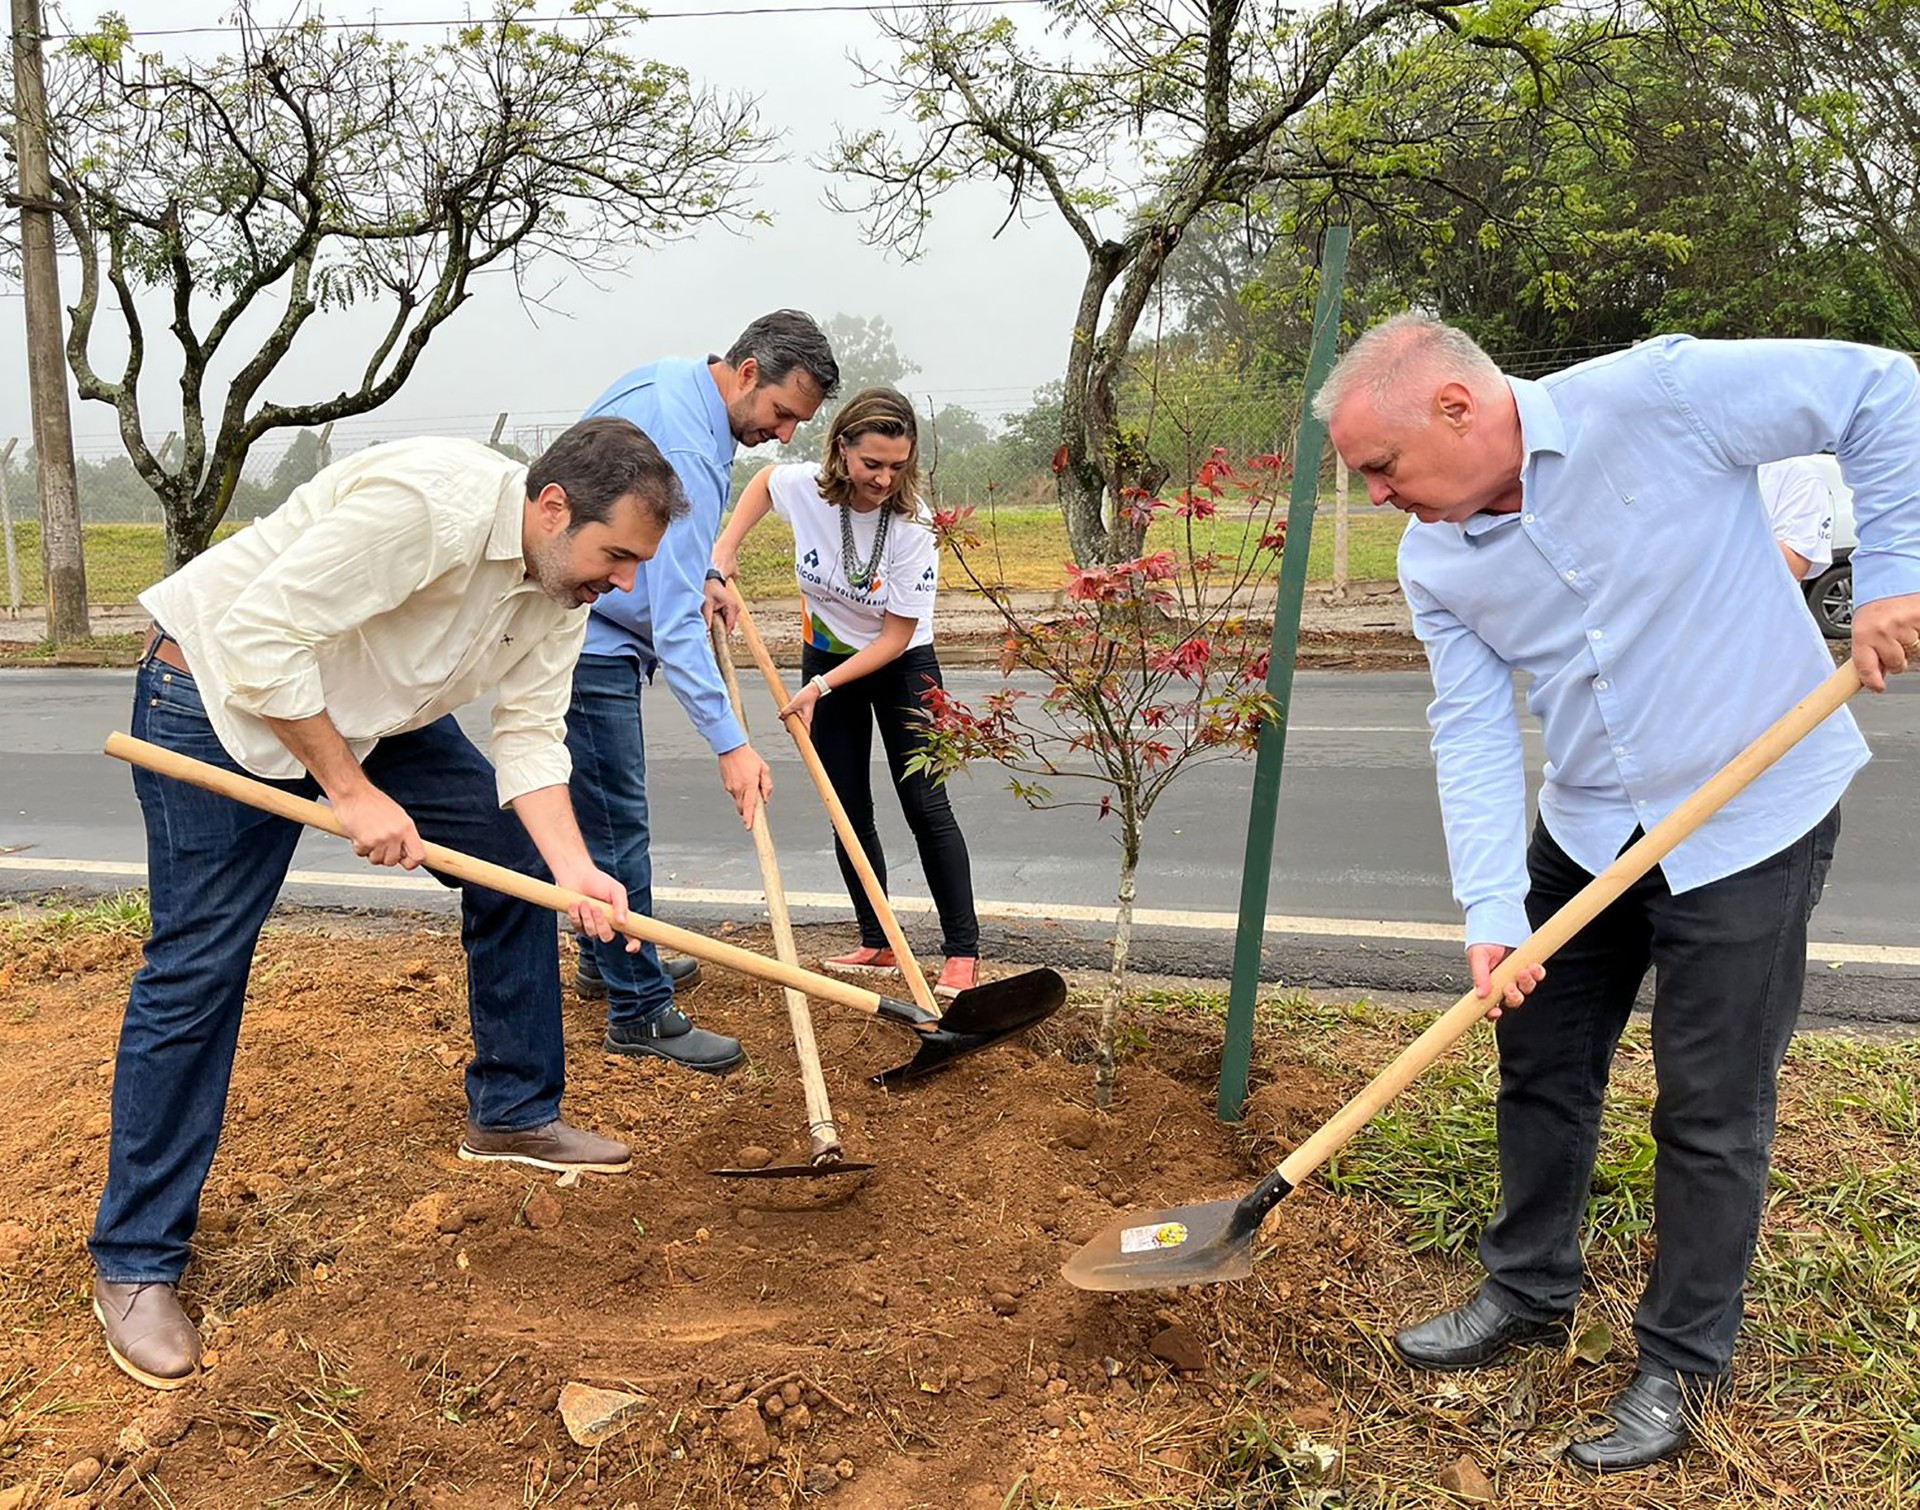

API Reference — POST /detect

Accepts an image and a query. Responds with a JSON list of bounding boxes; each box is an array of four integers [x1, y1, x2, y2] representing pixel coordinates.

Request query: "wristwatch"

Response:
[[809, 674, 833, 698], [703, 567, 730, 585]]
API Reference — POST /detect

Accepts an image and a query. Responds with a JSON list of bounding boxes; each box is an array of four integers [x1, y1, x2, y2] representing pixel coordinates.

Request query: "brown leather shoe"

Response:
[[457, 1118, 631, 1174], [93, 1279, 200, 1391]]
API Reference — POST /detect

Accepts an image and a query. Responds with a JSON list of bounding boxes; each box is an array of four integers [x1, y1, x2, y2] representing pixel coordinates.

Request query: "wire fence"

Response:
[[0, 388, 1312, 611]]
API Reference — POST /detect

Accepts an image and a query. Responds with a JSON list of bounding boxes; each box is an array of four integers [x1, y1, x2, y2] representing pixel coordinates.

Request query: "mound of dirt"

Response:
[[0, 926, 1356, 1509]]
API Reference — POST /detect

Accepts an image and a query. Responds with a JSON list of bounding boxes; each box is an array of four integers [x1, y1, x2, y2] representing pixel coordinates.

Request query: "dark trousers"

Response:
[[91, 648, 565, 1284], [565, 653, 675, 1027], [1478, 810, 1840, 1381], [801, 643, 980, 958]]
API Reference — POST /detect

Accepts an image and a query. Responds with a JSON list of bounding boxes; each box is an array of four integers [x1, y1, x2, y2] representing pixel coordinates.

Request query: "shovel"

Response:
[[1064, 659, 1865, 1291], [103, 732, 1065, 1087], [706, 624, 872, 1177], [731, 599, 948, 1019]]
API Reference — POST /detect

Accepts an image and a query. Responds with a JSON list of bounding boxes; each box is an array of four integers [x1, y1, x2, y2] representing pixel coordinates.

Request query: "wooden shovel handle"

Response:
[[102, 731, 901, 1023], [711, 626, 842, 1156], [731, 600, 944, 1017], [1275, 659, 1864, 1189]]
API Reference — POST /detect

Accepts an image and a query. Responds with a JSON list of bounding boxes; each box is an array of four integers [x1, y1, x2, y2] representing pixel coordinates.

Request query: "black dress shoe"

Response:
[[1393, 1289, 1572, 1370], [663, 955, 702, 993], [1565, 1371, 1707, 1473]]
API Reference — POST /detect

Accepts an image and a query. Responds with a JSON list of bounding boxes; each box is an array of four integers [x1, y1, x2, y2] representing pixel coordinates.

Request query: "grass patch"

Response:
[[1, 888, 151, 942]]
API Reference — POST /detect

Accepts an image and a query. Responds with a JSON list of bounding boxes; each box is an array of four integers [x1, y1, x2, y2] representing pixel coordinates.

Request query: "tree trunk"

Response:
[[1094, 810, 1143, 1110], [12, 0, 90, 642]]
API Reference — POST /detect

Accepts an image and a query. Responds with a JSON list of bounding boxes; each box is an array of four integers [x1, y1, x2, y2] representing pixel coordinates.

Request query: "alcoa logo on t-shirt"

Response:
[[799, 547, 827, 592]]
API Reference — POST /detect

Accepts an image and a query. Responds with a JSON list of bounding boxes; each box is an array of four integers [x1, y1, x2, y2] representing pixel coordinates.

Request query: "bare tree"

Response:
[[5, 2, 771, 567], [825, 0, 1617, 567]]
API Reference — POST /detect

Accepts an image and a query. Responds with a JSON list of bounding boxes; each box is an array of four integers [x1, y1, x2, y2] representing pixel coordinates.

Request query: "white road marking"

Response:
[[4, 855, 1916, 966]]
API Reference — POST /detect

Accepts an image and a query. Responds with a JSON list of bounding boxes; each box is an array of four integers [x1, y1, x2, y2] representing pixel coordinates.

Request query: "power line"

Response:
[[49, 1, 1052, 41]]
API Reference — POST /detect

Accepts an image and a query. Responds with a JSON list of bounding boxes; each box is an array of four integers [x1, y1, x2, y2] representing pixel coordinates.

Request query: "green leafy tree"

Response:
[[826, 0, 1589, 568], [4, 3, 770, 568]]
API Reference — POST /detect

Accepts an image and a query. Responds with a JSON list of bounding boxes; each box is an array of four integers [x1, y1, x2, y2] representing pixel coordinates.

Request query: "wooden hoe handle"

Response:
[[731, 600, 944, 1018], [102, 731, 902, 1022]]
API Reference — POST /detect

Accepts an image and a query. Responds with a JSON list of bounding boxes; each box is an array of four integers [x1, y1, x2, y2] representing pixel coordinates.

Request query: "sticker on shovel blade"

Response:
[[1119, 1221, 1190, 1254]]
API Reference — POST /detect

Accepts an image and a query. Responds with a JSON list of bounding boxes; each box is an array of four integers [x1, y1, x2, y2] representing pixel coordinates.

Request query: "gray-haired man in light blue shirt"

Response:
[[1317, 317, 1920, 1473]]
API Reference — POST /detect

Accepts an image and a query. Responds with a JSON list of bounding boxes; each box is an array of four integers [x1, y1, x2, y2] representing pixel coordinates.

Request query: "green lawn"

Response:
[[0, 508, 1401, 608]]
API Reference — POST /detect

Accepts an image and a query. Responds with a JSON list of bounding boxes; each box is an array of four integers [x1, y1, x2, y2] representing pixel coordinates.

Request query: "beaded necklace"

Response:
[[838, 502, 892, 593]]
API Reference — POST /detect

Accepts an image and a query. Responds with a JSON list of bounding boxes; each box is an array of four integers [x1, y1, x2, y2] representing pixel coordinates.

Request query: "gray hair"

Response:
[[725, 309, 841, 400], [1312, 313, 1505, 428]]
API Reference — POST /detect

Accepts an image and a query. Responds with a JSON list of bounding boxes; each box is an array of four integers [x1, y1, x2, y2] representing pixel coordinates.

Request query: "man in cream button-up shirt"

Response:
[[90, 418, 684, 1394]]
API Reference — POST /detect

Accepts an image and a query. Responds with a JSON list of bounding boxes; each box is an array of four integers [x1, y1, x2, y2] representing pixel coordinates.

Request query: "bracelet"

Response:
[[809, 674, 833, 698], [704, 567, 730, 585]]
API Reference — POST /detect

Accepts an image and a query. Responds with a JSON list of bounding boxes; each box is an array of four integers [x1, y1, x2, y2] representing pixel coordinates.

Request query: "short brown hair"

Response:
[[816, 387, 920, 516], [526, 416, 688, 531]]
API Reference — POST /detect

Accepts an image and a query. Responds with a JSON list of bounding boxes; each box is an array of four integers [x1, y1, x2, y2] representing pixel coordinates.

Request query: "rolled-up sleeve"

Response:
[[488, 611, 587, 807], [1406, 575, 1533, 949], [215, 484, 440, 720]]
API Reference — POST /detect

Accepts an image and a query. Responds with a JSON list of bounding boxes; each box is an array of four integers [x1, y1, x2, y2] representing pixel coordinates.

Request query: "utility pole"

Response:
[[10, 0, 90, 642]]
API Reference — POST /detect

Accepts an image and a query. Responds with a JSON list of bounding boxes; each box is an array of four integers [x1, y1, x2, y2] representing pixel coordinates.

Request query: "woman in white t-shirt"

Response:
[[711, 387, 981, 995]]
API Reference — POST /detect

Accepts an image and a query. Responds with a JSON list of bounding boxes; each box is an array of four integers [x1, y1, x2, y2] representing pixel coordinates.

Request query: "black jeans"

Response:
[[1478, 808, 1840, 1382], [801, 643, 980, 958]]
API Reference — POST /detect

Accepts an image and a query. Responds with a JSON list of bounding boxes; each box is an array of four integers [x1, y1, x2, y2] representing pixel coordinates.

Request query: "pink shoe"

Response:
[[935, 956, 979, 998], [823, 946, 899, 975]]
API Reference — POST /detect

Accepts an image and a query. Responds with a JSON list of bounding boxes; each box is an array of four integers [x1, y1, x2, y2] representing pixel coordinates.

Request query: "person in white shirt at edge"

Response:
[[1315, 316, 1920, 1475], [709, 386, 983, 997], [90, 418, 680, 1394], [1757, 456, 1836, 580]]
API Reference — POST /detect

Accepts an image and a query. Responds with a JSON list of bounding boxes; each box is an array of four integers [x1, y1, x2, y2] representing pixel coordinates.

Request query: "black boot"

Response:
[[605, 1008, 743, 1074], [1565, 1371, 1711, 1473], [1393, 1289, 1572, 1370]]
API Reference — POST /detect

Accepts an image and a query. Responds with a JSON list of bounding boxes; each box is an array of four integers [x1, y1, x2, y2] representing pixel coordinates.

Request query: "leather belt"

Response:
[[142, 625, 191, 674]]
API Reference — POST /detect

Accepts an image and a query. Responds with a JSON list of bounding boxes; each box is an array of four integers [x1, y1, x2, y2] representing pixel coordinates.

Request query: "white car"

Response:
[[1797, 453, 1857, 642]]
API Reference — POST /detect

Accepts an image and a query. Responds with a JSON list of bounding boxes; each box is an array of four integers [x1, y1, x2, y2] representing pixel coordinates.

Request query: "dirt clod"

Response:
[[522, 1190, 563, 1230], [63, 1456, 104, 1493], [720, 1403, 771, 1465], [733, 1145, 774, 1169], [1051, 1107, 1097, 1149], [1148, 1323, 1209, 1373], [0, 1221, 35, 1264]]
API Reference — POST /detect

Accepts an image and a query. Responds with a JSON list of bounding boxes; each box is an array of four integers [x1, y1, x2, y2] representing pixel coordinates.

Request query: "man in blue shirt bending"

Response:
[[569, 310, 840, 1073], [1317, 316, 1920, 1473]]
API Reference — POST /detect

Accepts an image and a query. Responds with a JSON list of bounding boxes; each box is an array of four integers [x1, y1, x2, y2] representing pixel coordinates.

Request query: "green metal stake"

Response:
[[1217, 226, 1351, 1123]]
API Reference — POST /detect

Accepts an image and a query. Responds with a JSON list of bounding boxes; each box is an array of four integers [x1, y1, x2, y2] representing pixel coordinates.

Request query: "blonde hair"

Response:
[[816, 387, 921, 516], [1312, 314, 1505, 428]]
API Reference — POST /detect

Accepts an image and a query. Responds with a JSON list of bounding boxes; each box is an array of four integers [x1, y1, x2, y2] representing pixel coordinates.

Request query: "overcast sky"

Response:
[[5, 0, 1092, 457]]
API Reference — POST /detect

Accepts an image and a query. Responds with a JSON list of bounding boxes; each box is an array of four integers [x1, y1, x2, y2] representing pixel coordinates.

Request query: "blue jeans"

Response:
[[89, 647, 566, 1284], [565, 653, 674, 1027]]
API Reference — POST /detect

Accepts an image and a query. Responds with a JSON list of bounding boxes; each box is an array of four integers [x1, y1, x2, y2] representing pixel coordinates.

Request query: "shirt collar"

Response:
[[1509, 376, 1566, 461], [697, 358, 737, 470], [487, 468, 529, 563]]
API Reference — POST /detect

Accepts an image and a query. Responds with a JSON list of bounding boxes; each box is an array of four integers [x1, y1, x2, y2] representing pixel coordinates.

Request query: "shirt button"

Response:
[[1614, 744, 1628, 756], [1595, 679, 1609, 691], [1589, 629, 1603, 641], [1523, 512, 1536, 523], [1563, 569, 1577, 582]]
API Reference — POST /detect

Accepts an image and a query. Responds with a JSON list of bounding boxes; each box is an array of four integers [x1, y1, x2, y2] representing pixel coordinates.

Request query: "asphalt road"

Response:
[[4, 665, 1917, 1024]]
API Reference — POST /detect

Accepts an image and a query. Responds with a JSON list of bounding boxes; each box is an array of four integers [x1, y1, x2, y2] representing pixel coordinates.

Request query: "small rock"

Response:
[[805, 1464, 839, 1495], [135, 1403, 190, 1448], [435, 1207, 466, 1235], [1438, 1454, 1495, 1503], [989, 1291, 1020, 1316], [523, 1191, 563, 1230], [973, 1370, 1006, 1399], [64, 1456, 104, 1493], [734, 1146, 774, 1170], [718, 1382, 748, 1404], [1148, 1323, 1209, 1374], [784, 1403, 812, 1431], [763, 1394, 786, 1419], [834, 1458, 856, 1480], [1039, 1402, 1067, 1429], [84, 1111, 114, 1138], [558, 1382, 648, 1447], [779, 1381, 803, 1407], [720, 1403, 771, 1465]]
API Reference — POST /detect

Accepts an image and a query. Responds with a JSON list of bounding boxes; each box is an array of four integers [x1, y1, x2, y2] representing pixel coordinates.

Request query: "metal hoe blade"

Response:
[[710, 1158, 878, 1180], [1061, 1172, 1293, 1292]]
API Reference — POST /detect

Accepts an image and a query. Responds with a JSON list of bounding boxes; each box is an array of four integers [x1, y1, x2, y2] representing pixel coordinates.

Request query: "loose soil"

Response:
[[0, 922, 1879, 1507]]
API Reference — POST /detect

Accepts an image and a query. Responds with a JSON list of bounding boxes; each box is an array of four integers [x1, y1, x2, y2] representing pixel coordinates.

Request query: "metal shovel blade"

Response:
[[1061, 1172, 1293, 1292], [933, 967, 1069, 1035], [868, 970, 1066, 1088]]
